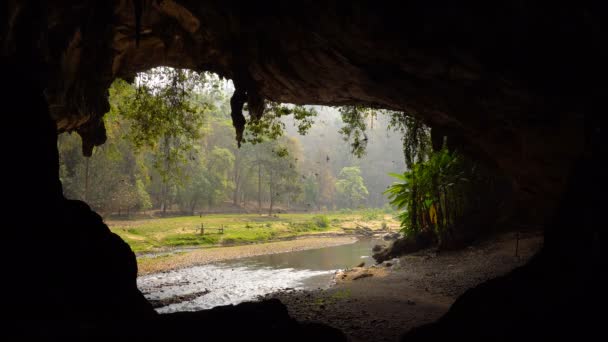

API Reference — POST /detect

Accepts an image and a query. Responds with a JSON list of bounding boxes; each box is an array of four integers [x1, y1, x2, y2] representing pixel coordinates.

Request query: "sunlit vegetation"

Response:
[[336, 106, 509, 248], [108, 211, 399, 253], [384, 119, 509, 248], [58, 67, 407, 219], [57, 66, 508, 254]]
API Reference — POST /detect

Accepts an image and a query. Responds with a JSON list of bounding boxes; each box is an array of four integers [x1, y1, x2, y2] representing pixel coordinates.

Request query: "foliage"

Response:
[[136, 179, 152, 210], [176, 146, 236, 213], [249, 137, 303, 214], [335, 166, 369, 208], [58, 104, 150, 214], [285, 215, 335, 233], [303, 177, 319, 209], [117, 68, 209, 185], [312, 215, 330, 228], [288, 220, 328, 233], [385, 143, 499, 247], [109, 211, 390, 252], [244, 102, 317, 145], [360, 208, 382, 221], [388, 113, 431, 168], [337, 106, 376, 157], [58, 68, 407, 216]]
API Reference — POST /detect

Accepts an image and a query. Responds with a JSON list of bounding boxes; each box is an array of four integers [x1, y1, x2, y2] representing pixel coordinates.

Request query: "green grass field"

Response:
[[107, 210, 399, 253]]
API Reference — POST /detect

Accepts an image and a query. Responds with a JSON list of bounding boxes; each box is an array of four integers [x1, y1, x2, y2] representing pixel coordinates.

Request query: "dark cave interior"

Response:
[[1, 1, 605, 340]]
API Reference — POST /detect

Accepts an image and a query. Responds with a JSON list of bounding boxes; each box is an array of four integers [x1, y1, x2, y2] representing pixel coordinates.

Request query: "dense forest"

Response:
[[58, 67, 511, 252], [57, 68, 406, 217]]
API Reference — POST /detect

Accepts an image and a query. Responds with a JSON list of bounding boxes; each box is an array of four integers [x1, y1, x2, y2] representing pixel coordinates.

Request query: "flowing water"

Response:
[[137, 238, 382, 313]]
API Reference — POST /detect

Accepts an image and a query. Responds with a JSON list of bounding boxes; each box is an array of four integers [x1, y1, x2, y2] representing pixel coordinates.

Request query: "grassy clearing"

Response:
[[107, 210, 399, 253]]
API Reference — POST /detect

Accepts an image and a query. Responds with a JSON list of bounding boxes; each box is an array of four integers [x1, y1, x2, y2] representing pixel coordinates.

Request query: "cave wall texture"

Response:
[[1, 1, 605, 340]]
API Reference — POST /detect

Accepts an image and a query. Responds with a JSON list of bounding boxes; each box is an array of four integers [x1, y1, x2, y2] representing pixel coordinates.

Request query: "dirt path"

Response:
[[138, 236, 357, 275], [259, 231, 543, 342]]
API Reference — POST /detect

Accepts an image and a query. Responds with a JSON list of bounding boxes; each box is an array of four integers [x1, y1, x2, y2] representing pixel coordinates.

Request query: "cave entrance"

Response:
[[4, 2, 603, 340], [55, 67, 543, 341]]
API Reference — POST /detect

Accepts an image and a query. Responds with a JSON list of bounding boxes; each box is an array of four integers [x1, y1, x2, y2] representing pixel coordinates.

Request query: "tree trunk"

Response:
[[233, 181, 240, 205], [190, 198, 197, 216], [161, 182, 167, 216], [268, 171, 274, 216], [258, 163, 262, 213], [161, 134, 171, 216], [233, 153, 241, 205], [269, 198, 274, 216]]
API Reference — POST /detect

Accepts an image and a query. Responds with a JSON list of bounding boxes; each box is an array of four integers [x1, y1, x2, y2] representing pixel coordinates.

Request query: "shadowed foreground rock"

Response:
[[158, 299, 346, 341], [404, 157, 605, 340], [1, 1, 605, 340], [1, 66, 344, 341]]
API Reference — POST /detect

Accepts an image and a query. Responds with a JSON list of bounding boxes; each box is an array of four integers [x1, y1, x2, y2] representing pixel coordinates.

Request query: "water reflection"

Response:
[[224, 238, 380, 270], [138, 238, 381, 313]]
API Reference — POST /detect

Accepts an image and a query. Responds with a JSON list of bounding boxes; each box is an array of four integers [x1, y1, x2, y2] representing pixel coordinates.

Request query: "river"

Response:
[[137, 238, 381, 313]]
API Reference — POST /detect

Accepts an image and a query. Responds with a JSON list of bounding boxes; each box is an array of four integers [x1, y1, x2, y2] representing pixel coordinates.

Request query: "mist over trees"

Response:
[[58, 68, 406, 217]]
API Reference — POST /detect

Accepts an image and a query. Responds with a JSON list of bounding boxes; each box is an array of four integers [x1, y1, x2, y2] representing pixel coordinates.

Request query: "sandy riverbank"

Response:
[[259, 231, 543, 342], [138, 236, 357, 275]]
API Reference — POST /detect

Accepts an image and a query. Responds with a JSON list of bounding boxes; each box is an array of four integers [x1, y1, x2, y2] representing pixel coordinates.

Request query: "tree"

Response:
[[337, 106, 377, 157], [244, 101, 317, 144], [303, 177, 319, 210], [267, 138, 303, 212], [317, 167, 337, 210], [58, 75, 409, 217], [386, 147, 469, 241], [115, 68, 210, 214], [176, 146, 235, 214], [135, 179, 152, 211], [58, 91, 152, 216], [245, 137, 302, 215], [335, 166, 368, 208]]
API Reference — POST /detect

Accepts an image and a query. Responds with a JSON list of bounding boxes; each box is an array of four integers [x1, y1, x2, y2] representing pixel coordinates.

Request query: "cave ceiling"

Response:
[[2, 1, 604, 223]]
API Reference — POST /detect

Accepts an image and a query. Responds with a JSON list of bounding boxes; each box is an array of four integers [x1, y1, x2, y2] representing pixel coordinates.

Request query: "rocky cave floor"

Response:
[[258, 230, 543, 342]]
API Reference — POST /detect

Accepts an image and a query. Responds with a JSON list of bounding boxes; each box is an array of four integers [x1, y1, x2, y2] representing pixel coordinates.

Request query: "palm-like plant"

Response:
[[385, 147, 471, 243]]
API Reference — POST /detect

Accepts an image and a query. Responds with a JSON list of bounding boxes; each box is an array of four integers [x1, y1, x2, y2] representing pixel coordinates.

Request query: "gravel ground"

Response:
[[259, 231, 543, 342]]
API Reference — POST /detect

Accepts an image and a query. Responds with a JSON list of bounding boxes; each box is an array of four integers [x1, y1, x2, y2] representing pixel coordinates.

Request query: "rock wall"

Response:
[[1, 1, 605, 339], [3, 1, 603, 222]]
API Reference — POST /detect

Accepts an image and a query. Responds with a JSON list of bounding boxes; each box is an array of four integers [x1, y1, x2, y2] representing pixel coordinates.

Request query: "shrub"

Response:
[[288, 216, 331, 232], [222, 238, 237, 245], [312, 215, 330, 228], [361, 208, 381, 221]]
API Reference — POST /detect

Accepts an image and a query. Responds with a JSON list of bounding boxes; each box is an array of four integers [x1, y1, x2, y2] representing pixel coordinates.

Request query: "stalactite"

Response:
[[230, 84, 247, 147]]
